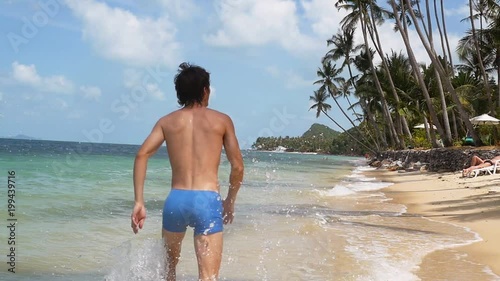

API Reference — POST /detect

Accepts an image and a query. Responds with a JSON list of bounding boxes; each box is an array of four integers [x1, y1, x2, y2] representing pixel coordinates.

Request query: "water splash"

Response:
[[104, 238, 167, 281]]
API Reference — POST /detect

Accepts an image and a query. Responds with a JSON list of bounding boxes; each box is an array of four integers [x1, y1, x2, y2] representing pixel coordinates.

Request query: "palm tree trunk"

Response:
[[434, 0, 448, 65], [434, 69, 453, 141], [359, 12, 400, 148], [469, 0, 495, 114], [402, 0, 482, 145], [421, 0, 453, 143], [321, 109, 378, 154], [361, 97, 385, 149], [451, 109, 458, 140], [497, 48, 500, 108], [434, 0, 458, 142], [440, 0, 454, 68], [401, 115, 412, 140], [346, 63, 382, 149], [391, 0, 445, 147], [368, 2, 408, 148], [327, 85, 378, 149]]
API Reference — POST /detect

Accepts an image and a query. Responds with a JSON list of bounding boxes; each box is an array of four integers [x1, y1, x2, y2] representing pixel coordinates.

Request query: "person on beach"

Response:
[[131, 62, 244, 281], [462, 155, 500, 177]]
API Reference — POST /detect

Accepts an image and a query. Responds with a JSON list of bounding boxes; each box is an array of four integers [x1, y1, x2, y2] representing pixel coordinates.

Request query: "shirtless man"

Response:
[[462, 155, 500, 177], [131, 63, 244, 281]]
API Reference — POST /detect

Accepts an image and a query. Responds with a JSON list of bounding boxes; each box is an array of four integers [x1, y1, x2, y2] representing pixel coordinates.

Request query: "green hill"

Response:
[[301, 123, 340, 139], [252, 123, 341, 153]]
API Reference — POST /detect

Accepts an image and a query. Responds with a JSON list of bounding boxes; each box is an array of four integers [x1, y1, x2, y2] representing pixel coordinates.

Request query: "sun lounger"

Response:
[[471, 160, 500, 178]]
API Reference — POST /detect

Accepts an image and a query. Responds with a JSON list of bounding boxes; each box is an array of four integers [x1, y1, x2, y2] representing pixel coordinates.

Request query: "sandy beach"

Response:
[[368, 168, 500, 280]]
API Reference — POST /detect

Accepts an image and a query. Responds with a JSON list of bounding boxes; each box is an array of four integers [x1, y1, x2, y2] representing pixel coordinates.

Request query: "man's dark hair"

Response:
[[174, 62, 210, 107]]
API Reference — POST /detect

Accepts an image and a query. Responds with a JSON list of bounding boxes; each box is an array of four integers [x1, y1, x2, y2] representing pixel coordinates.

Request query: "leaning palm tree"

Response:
[[324, 26, 363, 89], [413, 0, 453, 143], [400, 0, 482, 145], [309, 90, 378, 154], [353, 48, 388, 148], [480, 0, 500, 108], [314, 61, 373, 144], [323, 26, 363, 117], [336, 0, 401, 148], [389, 0, 481, 146], [465, 0, 494, 113], [389, 0, 445, 147]]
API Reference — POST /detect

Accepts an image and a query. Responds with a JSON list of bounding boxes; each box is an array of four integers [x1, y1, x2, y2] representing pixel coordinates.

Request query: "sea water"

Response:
[[0, 138, 498, 281]]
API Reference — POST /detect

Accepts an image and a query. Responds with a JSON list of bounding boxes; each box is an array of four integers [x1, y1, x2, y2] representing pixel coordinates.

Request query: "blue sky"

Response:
[[0, 0, 470, 147]]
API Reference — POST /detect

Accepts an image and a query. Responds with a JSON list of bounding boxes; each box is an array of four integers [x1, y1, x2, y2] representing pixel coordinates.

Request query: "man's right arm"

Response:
[[222, 115, 244, 224]]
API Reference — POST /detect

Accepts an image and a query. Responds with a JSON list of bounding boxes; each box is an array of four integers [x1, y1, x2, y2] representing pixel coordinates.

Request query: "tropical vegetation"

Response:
[[310, 0, 500, 155], [252, 123, 341, 153]]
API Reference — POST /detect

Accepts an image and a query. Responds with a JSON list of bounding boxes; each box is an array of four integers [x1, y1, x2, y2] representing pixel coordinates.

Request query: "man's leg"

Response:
[[162, 229, 186, 281], [194, 232, 223, 281]]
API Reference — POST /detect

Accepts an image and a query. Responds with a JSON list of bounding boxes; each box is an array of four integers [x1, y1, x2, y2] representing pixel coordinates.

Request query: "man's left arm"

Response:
[[131, 120, 165, 234]]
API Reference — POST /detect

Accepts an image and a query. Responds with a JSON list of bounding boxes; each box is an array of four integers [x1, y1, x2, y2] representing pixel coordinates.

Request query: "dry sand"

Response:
[[367, 168, 500, 280]]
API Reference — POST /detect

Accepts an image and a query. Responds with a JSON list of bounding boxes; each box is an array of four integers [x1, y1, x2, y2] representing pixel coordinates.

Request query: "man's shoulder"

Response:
[[160, 109, 183, 119], [206, 108, 231, 120]]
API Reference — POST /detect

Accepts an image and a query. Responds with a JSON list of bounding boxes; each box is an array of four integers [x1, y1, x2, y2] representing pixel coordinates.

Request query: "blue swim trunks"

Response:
[[162, 189, 223, 236]]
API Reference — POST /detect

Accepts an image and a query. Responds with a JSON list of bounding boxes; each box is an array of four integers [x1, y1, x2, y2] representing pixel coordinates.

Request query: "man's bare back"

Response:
[[160, 107, 232, 191], [131, 63, 243, 281]]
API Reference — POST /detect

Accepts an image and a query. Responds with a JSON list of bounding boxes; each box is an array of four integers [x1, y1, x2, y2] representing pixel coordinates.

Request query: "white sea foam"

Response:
[[104, 239, 167, 281], [318, 165, 393, 197], [316, 185, 356, 197]]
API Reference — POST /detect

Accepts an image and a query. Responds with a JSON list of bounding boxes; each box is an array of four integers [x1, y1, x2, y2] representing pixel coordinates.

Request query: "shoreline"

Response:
[[365, 168, 500, 279]]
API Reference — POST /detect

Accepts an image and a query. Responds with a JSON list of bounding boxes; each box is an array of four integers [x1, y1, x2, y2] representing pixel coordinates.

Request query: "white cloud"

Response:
[[123, 69, 166, 101], [80, 85, 101, 101], [204, 0, 317, 53], [301, 0, 348, 39], [444, 1, 469, 17], [266, 65, 314, 89], [65, 0, 180, 67], [367, 21, 462, 67], [11, 61, 74, 93], [12, 63, 41, 85], [155, 0, 198, 19], [145, 83, 166, 101]]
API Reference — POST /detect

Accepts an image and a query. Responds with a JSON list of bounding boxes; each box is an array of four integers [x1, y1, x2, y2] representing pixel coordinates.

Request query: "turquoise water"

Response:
[[0, 139, 498, 280]]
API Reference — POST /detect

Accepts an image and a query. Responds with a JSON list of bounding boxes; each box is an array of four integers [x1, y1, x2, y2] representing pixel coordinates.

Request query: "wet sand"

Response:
[[368, 168, 500, 280]]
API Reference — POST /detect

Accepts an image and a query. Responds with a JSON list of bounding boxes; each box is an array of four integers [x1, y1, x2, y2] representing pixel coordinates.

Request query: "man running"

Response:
[[131, 63, 244, 281]]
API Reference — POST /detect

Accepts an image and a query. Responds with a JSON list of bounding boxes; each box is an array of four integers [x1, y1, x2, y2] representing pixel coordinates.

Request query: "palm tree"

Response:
[[439, 0, 455, 68], [459, 0, 500, 109], [419, 0, 453, 142], [400, 0, 482, 145], [309, 90, 332, 118], [466, 0, 494, 114], [388, 0, 447, 147], [314, 61, 373, 143], [324, 27, 363, 116], [324, 26, 363, 89], [336, 0, 401, 148], [309, 90, 377, 154], [353, 49, 387, 148]]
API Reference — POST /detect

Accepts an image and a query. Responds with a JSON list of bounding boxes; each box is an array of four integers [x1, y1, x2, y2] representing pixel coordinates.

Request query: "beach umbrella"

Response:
[[469, 114, 500, 125], [414, 123, 437, 130]]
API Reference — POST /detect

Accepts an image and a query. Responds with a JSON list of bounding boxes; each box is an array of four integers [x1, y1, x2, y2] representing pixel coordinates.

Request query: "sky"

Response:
[[0, 0, 471, 147]]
